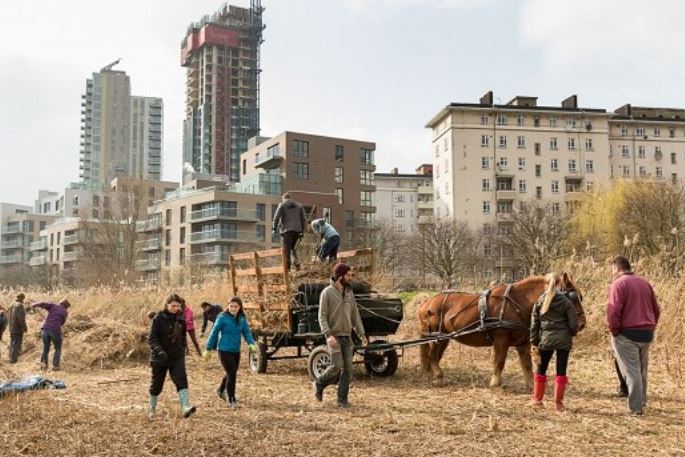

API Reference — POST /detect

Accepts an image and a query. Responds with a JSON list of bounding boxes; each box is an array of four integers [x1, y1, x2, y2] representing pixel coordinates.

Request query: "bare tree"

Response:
[[348, 218, 407, 282], [498, 201, 571, 275]]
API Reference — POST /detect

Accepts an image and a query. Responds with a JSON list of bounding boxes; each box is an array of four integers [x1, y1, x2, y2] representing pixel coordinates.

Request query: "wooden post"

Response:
[[229, 255, 238, 296], [254, 251, 263, 311]]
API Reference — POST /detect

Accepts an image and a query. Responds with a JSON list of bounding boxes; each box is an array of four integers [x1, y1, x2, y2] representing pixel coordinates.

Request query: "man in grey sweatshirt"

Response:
[[272, 192, 306, 271], [314, 263, 369, 408]]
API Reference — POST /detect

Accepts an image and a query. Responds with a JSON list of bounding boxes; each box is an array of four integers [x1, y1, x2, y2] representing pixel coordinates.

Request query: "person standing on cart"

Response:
[[272, 192, 306, 271], [314, 262, 369, 408]]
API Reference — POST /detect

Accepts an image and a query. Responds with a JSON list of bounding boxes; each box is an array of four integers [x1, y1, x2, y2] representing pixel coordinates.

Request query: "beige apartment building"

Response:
[[241, 131, 377, 244], [374, 165, 434, 234], [0, 209, 55, 271]]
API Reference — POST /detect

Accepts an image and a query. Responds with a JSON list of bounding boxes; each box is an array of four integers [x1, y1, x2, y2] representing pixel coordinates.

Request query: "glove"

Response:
[[202, 349, 212, 361], [157, 350, 168, 361], [248, 344, 258, 353]]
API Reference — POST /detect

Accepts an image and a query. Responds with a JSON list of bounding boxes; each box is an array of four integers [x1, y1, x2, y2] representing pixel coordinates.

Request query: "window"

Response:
[[180, 248, 185, 265], [481, 157, 490, 169], [148, 186, 155, 198], [567, 138, 576, 150], [656, 167, 663, 178], [481, 135, 489, 147], [394, 209, 405, 217], [360, 170, 374, 185], [180, 206, 186, 223], [670, 127, 676, 138], [482, 201, 491, 214], [520, 201, 527, 211], [639, 166, 647, 177], [566, 118, 577, 128], [517, 136, 525, 149], [435, 144, 439, 158], [335, 145, 344, 161], [621, 165, 631, 177], [345, 210, 354, 227], [497, 114, 508, 126], [484, 244, 492, 256], [534, 117, 540, 127], [549, 117, 557, 128], [654, 127, 661, 137], [483, 224, 491, 235], [636, 125, 645, 137], [360, 148, 374, 165], [655, 146, 662, 157], [517, 114, 524, 126], [332, 167, 344, 183], [498, 136, 507, 148], [256, 225, 266, 241], [672, 152, 677, 165], [293, 140, 309, 158], [535, 164, 542, 177], [256, 204, 265, 221], [585, 138, 593, 151], [568, 159, 577, 173], [497, 201, 512, 213], [335, 188, 344, 204], [638, 145, 646, 158], [482, 179, 491, 191], [165, 250, 170, 267], [672, 173, 678, 184], [620, 125, 628, 136], [293, 163, 309, 180], [621, 145, 629, 158], [585, 160, 594, 173], [165, 209, 171, 225], [551, 202, 560, 214], [534, 143, 541, 155], [361, 192, 373, 208], [480, 114, 489, 125], [518, 157, 526, 171], [536, 186, 543, 199], [394, 194, 405, 203], [586, 181, 594, 192], [443, 137, 448, 152], [550, 137, 558, 150], [180, 227, 185, 244], [550, 158, 558, 172], [551, 181, 559, 193], [518, 179, 527, 193]]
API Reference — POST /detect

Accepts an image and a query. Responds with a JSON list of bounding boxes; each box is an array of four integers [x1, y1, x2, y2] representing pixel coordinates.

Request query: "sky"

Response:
[[1, 0, 685, 206]]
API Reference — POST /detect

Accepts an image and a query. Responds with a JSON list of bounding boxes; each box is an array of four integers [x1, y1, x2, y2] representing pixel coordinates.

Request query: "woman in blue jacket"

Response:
[[204, 296, 256, 409]]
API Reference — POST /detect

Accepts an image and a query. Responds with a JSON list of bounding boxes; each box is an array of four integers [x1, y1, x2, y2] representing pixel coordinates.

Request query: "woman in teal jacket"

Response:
[[204, 296, 256, 409]]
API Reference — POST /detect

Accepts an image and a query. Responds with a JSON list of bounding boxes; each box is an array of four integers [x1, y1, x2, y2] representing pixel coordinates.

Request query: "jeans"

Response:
[[316, 336, 354, 403], [281, 231, 301, 270], [41, 330, 63, 369], [9, 332, 24, 363], [611, 334, 650, 413], [318, 235, 340, 261]]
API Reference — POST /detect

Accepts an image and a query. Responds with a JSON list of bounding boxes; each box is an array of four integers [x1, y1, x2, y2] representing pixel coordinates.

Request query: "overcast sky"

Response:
[[1, 0, 685, 206]]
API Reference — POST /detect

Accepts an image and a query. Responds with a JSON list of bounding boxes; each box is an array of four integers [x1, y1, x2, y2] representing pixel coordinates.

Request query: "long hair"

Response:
[[224, 296, 245, 322], [540, 273, 560, 315]]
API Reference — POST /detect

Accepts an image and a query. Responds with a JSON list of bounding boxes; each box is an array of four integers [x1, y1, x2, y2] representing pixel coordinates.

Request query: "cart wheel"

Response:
[[308, 345, 332, 381], [364, 340, 398, 377], [248, 342, 268, 374]]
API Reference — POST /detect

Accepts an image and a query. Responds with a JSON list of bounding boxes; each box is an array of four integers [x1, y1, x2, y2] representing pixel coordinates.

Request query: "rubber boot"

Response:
[[531, 373, 546, 407], [148, 395, 158, 420], [554, 375, 568, 412], [178, 389, 196, 418]]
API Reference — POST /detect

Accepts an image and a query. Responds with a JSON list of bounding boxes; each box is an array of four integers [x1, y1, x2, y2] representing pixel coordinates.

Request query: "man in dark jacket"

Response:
[[7, 293, 29, 363], [272, 192, 306, 271], [607, 256, 660, 416], [199, 302, 223, 337]]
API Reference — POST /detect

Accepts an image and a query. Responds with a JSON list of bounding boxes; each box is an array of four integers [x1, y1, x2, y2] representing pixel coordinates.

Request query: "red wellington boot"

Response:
[[531, 373, 546, 407], [554, 375, 568, 412]]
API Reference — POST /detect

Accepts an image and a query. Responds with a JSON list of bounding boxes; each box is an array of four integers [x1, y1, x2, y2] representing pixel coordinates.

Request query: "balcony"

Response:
[[417, 200, 433, 210], [2, 238, 27, 249], [3, 225, 23, 235], [496, 190, 517, 201], [62, 251, 79, 262], [417, 215, 433, 225], [63, 234, 79, 245], [190, 251, 229, 265], [30, 255, 47, 266], [137, 237, 162, 252], [190, 208, 258, 222], [189, 230, 258, 244], [135, 257, 161, 271], [564, 191, 586, 202], [0, 254, 24, 264], [496, 212, 513, 222], [30, 239, 47, 251], [565, 173, 583, 182], [417, 185, 433, 195], [255, 148, 283, 169], [136, 218, 162, 232]]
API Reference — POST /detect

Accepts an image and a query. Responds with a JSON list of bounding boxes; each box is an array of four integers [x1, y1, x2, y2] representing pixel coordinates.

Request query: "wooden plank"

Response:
[[254, 251, 264, 296], [229, 257, 238, 296], [337, 248, 373, 260], [230, 251, 257, 261], [262, 301, 290, 311], [261, 266, 286, 276], [235, 268, 258, 277], [238, 285, 261, 294], [256, 247, 286, 259], [265, 284, 289, 293]]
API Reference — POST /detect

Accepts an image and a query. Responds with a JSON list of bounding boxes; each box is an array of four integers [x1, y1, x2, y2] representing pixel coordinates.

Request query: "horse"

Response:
[[418, 272, 586, 389]]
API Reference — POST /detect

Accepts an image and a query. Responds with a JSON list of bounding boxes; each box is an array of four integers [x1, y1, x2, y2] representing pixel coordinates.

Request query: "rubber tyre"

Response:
[[363, 340, 398, 377], [308, 345, 332, 381], [248, 342, 268, 374]]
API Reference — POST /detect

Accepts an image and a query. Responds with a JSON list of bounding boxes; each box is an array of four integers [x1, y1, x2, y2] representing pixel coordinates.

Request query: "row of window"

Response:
[[481, 157, 595, 174], [484, 114, 586, 129], [333, 167, 374, 185], [480, 180, 588, 194], [618, 125, 682, 138], [333, 189, 375, 207], [481, 135, 593, 152]]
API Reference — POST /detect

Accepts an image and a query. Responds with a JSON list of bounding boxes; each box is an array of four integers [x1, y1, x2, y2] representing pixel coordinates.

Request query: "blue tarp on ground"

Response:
[[0, 376, 66, 398]]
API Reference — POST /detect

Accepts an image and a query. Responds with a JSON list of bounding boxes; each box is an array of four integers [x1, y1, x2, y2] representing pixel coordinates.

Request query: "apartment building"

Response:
[[241, 131, 377, 243], [375, 165, 434, 234], [79, 62, 163, 189], [35, 184, 94, 218], [30, 218, 82, 278], [181, 1, 264, 181], [0, 203, 55, 271]]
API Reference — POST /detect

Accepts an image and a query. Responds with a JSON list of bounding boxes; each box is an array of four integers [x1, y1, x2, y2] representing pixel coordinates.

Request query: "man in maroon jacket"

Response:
[[607, 256, 660, 415]]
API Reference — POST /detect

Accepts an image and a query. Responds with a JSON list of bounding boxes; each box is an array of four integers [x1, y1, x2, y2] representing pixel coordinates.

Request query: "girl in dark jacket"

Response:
[[148, 293, 196, 419], [530, 274, 579, 411]]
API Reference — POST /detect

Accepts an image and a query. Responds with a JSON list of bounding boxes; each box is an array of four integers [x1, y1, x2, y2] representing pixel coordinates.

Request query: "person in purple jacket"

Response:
[[32, 299, 71, 371], [607, 256, 660, 416]]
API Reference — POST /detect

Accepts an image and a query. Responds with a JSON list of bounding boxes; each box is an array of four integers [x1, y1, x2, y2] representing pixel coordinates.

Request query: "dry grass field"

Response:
[[1, 260, 685, 457]]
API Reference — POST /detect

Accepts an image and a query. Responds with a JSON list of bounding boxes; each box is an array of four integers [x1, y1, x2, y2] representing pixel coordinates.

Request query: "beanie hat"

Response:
[[332, 263, 351, 280]]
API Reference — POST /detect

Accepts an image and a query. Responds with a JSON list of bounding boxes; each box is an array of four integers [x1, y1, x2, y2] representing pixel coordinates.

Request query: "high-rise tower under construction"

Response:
[[181, 1, 265, 182]]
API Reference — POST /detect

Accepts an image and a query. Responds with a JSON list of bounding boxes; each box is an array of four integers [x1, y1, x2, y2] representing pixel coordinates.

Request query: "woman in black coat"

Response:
[[148, 293, 196, 419]]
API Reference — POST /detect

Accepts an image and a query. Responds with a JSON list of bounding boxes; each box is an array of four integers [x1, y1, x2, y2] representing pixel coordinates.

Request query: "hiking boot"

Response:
[[182, 406, 197, 418], [337, 400, 351, 409], [229, 399, 239, 410], [313, 381, 323, 402], [216, 387, 226, 401]]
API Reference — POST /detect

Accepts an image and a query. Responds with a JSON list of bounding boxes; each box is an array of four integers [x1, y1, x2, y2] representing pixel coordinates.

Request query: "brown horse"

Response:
[[418, 273, 586, 388]]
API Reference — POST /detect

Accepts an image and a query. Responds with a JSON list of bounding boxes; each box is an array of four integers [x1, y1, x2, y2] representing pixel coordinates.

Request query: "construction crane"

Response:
[[100, 58, 121, 72]]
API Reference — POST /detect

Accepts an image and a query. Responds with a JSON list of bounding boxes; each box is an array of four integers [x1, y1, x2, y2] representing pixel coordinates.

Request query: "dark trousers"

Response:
[[318, 235, 341, 261], [281, 231, 301, 270], [9, 332, 23, 363], [615, 357, 629, 395], [218, 351, 241, 402], [537, 348, 570, 376], [40, 330, 63, 369], [149, 357, 188, 396], [315, 336, 354, 403]]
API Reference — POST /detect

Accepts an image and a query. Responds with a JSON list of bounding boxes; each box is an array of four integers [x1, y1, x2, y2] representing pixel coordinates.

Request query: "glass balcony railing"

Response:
[[190, 207, 258, 221], [189, 230, 258, 244]]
